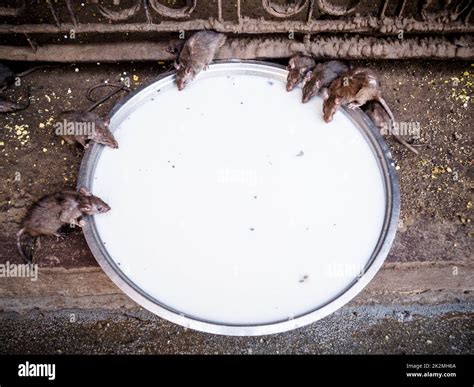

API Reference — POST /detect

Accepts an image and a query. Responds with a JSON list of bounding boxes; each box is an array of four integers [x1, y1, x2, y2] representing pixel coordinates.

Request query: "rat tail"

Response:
[[393, 135, 419, 155], [378, 97, 419, 155], [16, 65, 52, 78], [16, 228, 32, 264], [86, 84, 130, 112], [377, 96, 395, 122]]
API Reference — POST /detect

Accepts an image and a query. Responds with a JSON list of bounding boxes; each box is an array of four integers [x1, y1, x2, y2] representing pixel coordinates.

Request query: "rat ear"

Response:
[[187, 39, 196, 54], [367, 75, 378, 87], [79, 204, 92, 212], [303, 70, 313, 81], [174, 61, 181, 70], [104, 117, 111, 126], [79, 187, 92, 197]]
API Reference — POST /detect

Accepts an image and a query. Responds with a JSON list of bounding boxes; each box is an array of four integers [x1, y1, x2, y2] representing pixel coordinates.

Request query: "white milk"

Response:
[[91, 69, 386, 325]]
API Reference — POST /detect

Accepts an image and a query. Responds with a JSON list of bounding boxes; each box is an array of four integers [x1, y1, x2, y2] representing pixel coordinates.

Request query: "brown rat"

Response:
[[0, 86, 31, 114], [0, 62, 50, 91], [175, 30, 226, 91], [363, 101, 390, 132], [301, 60, 349, 103], [0, 94, 29, 114], [363, 101, 419, 155], [56, 84, 128, 149], [323, 68, 394, 123], [57, 111, 117, 148], [16, 187, 110, 263], [286, 54, 316, 92]]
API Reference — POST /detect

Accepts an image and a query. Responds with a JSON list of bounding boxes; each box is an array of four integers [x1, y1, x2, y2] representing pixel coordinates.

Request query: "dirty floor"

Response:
[[0, 60, 472, 268]]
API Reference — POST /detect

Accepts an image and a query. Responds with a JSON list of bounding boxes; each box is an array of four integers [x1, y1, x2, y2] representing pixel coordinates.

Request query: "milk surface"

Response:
[[91, 69, 386, 325]]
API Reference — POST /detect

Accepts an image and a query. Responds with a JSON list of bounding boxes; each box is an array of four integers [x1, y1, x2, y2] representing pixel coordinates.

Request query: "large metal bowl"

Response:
[[78, 60, 400, 336]]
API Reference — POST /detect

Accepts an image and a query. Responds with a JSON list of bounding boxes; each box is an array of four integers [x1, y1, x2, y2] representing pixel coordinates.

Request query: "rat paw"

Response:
[[347, 103, 359, 109], [78, 219, 86, 227]]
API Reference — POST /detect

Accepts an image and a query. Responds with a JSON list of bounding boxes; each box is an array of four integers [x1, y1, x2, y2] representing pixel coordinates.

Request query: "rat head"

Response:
[[91, 117, 118, 149], [175, 62, 194, 91], [286, 54, 316, 92], [78, 187, 111, 215], [286, 57, 307, 92], [323, 95, 342, 123], [286, 58, 299, 91], [286, 68, 302, 92], [302, 71, 322, 103]]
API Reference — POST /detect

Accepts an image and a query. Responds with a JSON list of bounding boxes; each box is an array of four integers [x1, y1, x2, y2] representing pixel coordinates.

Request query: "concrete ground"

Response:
[[0, 60, 472, 354], [0, 262, 473, 354]]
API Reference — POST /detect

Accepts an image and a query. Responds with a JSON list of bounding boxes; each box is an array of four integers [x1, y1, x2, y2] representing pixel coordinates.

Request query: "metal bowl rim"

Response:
[[78, 60, 401, 336]]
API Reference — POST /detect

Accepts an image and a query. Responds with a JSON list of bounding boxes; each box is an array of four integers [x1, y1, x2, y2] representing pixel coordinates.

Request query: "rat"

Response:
[[0, 63, 14, 89], [323, 68, 394, 123], [16, 187, 111, 263], [174, 30, 226, 91], [0, 94, 29, 114], [363, 101, 419, 154], [57, 85, 128, 149], [0, 62, 50, 91], [301, 60, 349, 103], [286, 54, 316, 92], [0, 86, 31, 114]]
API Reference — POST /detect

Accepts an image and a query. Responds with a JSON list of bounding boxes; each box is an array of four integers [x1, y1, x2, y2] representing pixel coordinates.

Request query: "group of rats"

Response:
[[174, 32, 419, 154], [12, 81, 123, 262], [13, 77, 120, 262], [172, 31, 419, 155], [12, 30, 223, 263], [286, 54, 419, 154], [9, 30, 416, 263], [1, 64, 124, 263]]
